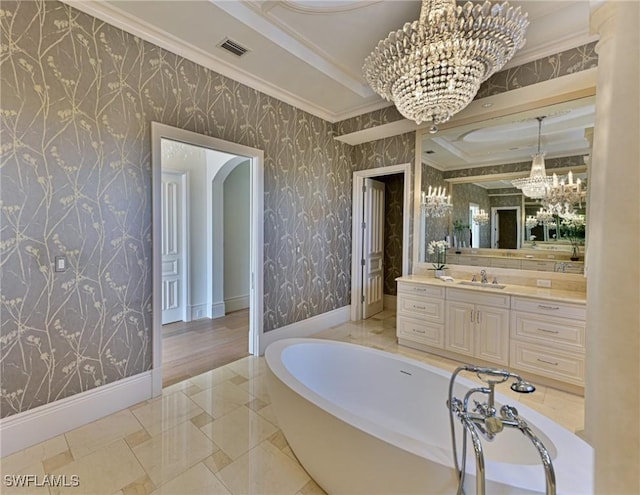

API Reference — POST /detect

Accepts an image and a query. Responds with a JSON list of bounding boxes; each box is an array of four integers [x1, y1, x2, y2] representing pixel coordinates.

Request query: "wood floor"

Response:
[[162, 309, 250, 387]]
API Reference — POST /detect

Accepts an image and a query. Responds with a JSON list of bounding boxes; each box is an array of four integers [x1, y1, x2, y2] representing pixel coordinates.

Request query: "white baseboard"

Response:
[[210, 302, 225, 319], [0, 371, 153, 458], [189, 303, 208, 320], [225, 295, 249, 313], [383, 294, 397, 311], [259, 305, 350, 354]]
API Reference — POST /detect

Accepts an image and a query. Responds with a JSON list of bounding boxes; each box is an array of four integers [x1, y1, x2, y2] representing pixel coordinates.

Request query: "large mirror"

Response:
[[417, 95, 594, 274]]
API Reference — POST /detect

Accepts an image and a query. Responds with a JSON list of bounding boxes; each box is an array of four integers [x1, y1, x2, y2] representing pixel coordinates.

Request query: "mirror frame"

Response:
[[412, 71, 596, 272]]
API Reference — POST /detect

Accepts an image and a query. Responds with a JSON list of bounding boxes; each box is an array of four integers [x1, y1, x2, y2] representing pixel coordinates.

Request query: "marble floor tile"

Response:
[[188, 367, 239, 392], [217, 441, 309, 495], [149, 462, 230, 495], [132, 422, 217, 487], [1, 309, 588, 495], [189, 381, 254, 420], [237, 373, 272, 405], [131, 392, 203, 437], [1, 434, 69, 475], [200, 406, 278, 460], [224, 356, 268, 380], [65, 409, 143, 459], [49, 440, 145, 495], [1, 461, 51, 494]]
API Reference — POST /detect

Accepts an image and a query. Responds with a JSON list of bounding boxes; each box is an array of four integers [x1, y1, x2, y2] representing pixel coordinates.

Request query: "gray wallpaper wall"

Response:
[[451, 183, 492, 248], [0, 0, 353, 418], [378, 174, 404, 296], [334, 43, 598, 137], [351, 131, 416, 273], [0, 0, 598, 419]]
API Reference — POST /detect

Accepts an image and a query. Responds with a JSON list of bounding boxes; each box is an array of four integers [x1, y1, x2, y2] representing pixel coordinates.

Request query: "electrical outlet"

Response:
[[536, 279, 552, 288], [54, 255, 67, 272]]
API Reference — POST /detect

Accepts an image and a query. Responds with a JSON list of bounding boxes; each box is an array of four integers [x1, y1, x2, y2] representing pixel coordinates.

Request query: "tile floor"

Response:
[[0, 310, 585, 494]]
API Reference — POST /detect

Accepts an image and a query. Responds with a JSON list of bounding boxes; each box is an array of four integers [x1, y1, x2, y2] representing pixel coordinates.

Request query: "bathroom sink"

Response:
[[458, 281, 507, 289]]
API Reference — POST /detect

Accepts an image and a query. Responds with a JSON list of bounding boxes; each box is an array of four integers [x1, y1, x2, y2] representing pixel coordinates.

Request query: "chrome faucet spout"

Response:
[[447, 365, 555, 495], [480, 270, 488, 284]]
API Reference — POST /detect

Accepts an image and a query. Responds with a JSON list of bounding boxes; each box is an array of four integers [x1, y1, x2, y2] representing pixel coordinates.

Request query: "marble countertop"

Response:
[[397, 275, 587, 304]]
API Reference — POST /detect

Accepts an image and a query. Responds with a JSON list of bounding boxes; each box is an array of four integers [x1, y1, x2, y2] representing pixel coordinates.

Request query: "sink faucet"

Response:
[[447, 365, 556, 495], [480, 269, 488, 284]]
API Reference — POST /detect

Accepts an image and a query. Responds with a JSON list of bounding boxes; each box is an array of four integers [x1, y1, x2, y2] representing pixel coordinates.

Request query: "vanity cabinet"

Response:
[[445, 289, 510, 366], [396, 279, 587, 391], [509, 296, 586, 386], [396, 282, 445, 348]]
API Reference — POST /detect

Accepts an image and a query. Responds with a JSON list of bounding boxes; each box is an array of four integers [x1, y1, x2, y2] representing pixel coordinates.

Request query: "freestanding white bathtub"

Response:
[[265, 338, 593, 495]]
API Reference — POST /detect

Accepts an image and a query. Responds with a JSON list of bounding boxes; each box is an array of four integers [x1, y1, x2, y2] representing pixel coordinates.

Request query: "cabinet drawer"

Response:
[[511, 312, 585, 351], [512, 297, 586, 321], [510, 341, 585, 385], [446, 288, 510, 309], [490, 258, 522, 269], [397, 317, 443, 348], [398, 294, 444, 322], [521, 260, 556, 271], [397, 282, 445, 299]]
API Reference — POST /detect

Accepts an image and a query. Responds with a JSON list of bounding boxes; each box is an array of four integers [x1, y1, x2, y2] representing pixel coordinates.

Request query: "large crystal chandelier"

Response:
[[421, 185, 452, 217], [512, 117, 553, 198], [541, 171, 587, 215], [363, 0, 528, 129], [472, 209, 489, 225]]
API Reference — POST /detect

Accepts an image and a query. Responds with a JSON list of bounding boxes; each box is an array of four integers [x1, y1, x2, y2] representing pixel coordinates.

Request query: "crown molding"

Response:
[[61, 0, 367, 123]]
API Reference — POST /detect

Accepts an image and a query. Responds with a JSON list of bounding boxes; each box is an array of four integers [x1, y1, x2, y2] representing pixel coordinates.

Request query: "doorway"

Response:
[[151, 123, 264, 396], [351, 164, 412, 321], [492, 206, 521, 249]]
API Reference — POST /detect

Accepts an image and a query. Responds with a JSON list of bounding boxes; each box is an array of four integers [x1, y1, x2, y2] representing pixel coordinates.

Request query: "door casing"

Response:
[[350, 163, 412, 321], [151, 122, 264, 396]]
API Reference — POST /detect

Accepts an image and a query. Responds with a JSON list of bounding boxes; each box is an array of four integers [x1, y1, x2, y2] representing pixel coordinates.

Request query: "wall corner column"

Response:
[[585, 1, 640, 492]]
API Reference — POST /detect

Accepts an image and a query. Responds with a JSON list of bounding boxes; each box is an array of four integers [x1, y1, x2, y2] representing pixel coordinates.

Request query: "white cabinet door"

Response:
[[445, 301, 474, 357], [475, 305, 510, 365]]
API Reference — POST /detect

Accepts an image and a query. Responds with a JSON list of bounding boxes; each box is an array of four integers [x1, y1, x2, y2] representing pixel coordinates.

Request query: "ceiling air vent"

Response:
[[218, 38, 249, 57]]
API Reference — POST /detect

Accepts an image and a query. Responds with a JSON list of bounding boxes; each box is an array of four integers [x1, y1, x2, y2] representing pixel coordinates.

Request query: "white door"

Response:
[[161, 171, 187, 324], [362, 178, 385, 319]]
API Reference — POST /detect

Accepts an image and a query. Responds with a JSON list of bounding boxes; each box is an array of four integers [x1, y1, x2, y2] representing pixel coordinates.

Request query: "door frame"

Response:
[[350, 163, 412, 321], [161, 168, 190, 324], [151, 122, 264, 396], [491, 206, 522, 249]]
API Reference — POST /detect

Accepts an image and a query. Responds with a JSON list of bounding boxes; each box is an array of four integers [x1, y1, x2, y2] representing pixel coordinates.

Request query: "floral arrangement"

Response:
[[427, 240, 449, 270], [560, 213, 586, 257]]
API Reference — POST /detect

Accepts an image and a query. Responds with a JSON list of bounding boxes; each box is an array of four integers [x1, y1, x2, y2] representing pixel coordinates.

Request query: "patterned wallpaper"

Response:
[[351, 131, 416, 273], [451, 183, 492, 248], [0, 1, 598, 419], [476, 42, 598, 98], [334, 43, 598, 137], [379, 174, 404, 296], [0, 0, 353, 417]]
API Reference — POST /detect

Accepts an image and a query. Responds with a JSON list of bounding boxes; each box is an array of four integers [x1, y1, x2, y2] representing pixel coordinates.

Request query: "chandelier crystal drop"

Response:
[[363, 0, 529, 126], [525, 215, 539, 230], [535, 208, 555, 224], [541, 171, 587, 216], [512, 116, 553, 198], [472, 209, 489, 225], [421, 185, 453, 218]]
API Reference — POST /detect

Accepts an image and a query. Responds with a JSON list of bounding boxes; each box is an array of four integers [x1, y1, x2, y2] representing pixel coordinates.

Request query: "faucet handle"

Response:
[[471, 274, 477, 282], [492, 277, 498, 284]]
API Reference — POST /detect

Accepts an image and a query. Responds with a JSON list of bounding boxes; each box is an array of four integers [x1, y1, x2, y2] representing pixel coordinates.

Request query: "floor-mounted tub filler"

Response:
[[265, 338, 593, 495]]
